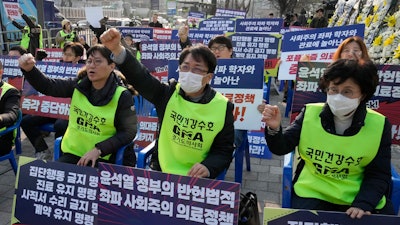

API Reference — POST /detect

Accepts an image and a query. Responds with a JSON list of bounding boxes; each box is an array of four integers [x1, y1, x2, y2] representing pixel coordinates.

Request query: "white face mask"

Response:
[[327, 94, 360, 117], [178, 71, 204, 93]]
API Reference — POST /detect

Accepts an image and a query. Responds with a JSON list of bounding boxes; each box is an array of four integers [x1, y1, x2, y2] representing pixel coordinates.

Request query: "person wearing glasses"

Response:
[[21, 42, 85, 160], [18, 44, 137, 167], [262, 59, 394, 218], [100, 28, 234, 178], [208, 35, 233, 59], [209, 35, 266, 160]]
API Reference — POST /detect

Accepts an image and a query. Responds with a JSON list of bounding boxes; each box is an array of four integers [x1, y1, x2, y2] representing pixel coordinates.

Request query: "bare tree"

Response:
[[269, 0, 299, 17], [224, 0, 252, 14]]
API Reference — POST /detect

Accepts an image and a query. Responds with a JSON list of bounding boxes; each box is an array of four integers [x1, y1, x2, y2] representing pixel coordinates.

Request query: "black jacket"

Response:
[[116, 49, 235, 178], [265, 103, 392, 212], [0, 81, 20, 155], [21, 67, 137, 157]]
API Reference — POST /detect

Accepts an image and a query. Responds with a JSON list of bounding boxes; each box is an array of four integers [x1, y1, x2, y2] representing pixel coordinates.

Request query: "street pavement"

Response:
[[0, 88, 399, 224]]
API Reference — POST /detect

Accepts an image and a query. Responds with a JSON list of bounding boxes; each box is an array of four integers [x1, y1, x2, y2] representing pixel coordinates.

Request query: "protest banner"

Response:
[[0, 55, 24, 90], [278, 24, 365, 80], [12, 157, 240, 225], [97, 163, 240, 225], [21, 61, 84, 120], [12, 156, 98, 225]]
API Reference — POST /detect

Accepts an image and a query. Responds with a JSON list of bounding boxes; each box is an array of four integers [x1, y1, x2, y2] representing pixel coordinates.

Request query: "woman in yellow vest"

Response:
[[56, 19, 78, 48], [101, 28, 235, 178], [262, 59, 394, 218], [18, 45, 137, 167]]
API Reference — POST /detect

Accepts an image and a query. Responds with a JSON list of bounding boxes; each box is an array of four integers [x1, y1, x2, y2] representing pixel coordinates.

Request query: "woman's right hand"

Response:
[[262, 104, 281, 130], [18, 53, 36, 72]]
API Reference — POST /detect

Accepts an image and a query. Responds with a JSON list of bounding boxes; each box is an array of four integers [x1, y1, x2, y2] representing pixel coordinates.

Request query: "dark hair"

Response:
[[9, 46, 27, 55], [63, 42, 84, 57], [316, 8, 324, 13], [332, 36, 369, 61], [86, 44, 114, 64], [319, 59, 378, 102], [208, 35, 233, 51], [179, 44, 217, 73]]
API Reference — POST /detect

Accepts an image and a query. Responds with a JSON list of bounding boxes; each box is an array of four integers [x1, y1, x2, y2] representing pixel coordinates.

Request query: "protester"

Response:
[[332, 36, 370, 60], [208, 35, 233, 59], [310, 8, 328, 28], [78, 35, 90, 51], [90, 17, 108, 44], [21, 42, 85, 160], [55, 19, 78, 48], [8, 46, 27, 57], [178, 25, 192, 50], [0, 61, 21, 156], [208, 35, 265, 156], [262, 59, 394, 218], [298, 9, 308, 26], [148, 13, 163, 28], [19, 44, 137, 167], [8, 8, 43, 56], [100, 28, 234, 178]]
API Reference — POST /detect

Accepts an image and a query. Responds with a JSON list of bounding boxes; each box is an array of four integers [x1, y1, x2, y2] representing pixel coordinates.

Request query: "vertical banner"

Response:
[[12, 157, 98, 225]]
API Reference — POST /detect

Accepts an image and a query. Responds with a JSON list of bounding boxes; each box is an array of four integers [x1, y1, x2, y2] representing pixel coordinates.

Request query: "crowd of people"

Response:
[[0, 6, 396, 221]]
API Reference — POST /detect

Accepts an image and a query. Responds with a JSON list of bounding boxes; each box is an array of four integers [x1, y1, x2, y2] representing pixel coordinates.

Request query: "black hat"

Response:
[[316, 8, 324, 13]]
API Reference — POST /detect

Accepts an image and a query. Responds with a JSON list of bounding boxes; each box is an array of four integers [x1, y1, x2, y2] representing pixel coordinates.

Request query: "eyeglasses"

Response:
[[326, 87, 359, 98], [86, 59, 104, 66], [179, 64, 208, 75], [210, 45, 227, 52], [342, 49, 362, 56]]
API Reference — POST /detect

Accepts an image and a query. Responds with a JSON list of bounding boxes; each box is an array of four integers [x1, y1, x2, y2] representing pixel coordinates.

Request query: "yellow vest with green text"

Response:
[[59, 30, 76, 48], [20, 26, 30, 49], [158, 84, 228, 175], [0, 83, 18, 138], [61, 86, 125, 159], [295, 103, 386, 209]]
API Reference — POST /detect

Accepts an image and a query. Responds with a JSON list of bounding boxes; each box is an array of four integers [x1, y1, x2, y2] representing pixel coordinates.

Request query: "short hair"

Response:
[[63, 42, 84, 57], [332, 36, 369, 61], [208, 35, 233, 50], [179, 44, 217, 74], [87, 44, 114, 65], [319, 59, 378, 102], [9, 46, 27, 55], [316, 8, 324, 13]]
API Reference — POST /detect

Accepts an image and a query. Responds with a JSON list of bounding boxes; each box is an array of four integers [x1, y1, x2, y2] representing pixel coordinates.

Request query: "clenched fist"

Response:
[[261, 104, 281, 130], [100, 28, 124, 55], [18, 53, 36, 72]]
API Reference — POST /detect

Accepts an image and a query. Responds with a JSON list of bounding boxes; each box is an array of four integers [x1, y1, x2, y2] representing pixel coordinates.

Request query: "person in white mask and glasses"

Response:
[[100, 28, 235, 179], [262, 59, 394, 218]]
